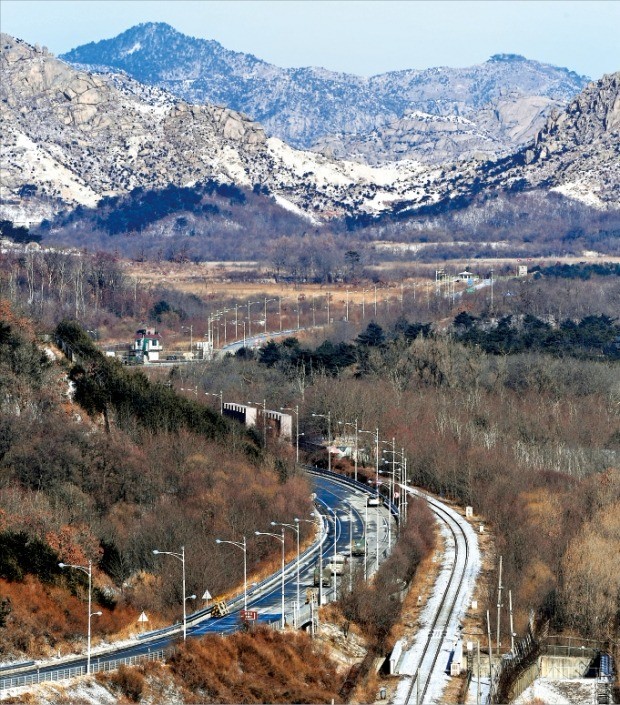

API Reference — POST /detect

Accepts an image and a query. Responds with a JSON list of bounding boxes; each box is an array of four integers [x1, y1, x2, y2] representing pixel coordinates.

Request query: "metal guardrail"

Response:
[[1, 649, 169, 691], [1, 467, 374, 691], [0, 660, 35, 673]]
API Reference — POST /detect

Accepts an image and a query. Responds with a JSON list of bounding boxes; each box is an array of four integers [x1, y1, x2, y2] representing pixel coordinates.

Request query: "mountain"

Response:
[[438, 72, 620, 213], [0, 33, 435, 225], [2, 34, 618, 230], [60, 24, 589, 164]]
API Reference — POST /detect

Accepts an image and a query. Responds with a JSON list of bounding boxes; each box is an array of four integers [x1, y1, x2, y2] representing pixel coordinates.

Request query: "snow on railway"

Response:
[[392, 486, 481, 705]]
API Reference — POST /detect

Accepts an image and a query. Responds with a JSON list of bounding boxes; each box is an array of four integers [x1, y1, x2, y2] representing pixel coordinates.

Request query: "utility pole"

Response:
[[477, 639, 481, 705], [509, 589, 515, 653], [496, 555, 503, 658], [487, 610, 493, 691]]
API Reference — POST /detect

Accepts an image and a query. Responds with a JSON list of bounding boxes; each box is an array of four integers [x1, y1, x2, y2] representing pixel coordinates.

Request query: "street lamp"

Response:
[[344, 502, 354, 592], [312, 411, 332, 472], [58, 560, 101, 674], [264, 298, 276, 334], [337, 418, 358, 482], [383, 445, 407, 522], [272, 521, 300, 623], [152, 546, 195, 641], [306, 512, 324, 605], [206, 390, 223, 414], [255, 530, 286, 627], [360, 427, 380, 572], [247, 399, 267, 445], [215, 537, 247, 612], [280, 405, 299, 463], [324, 505, 339, 595]]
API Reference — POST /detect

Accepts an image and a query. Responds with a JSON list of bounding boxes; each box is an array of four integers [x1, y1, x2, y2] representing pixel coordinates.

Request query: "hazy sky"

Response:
[[2, 0, 618, 79]]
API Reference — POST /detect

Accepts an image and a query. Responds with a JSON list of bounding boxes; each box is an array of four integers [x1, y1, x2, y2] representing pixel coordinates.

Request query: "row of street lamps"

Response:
[[60, 439, 400, 672]]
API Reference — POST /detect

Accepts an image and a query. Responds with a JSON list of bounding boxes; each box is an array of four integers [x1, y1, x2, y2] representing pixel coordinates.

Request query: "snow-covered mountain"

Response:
[[0, 34, 439, 225], [60, 24, 589, 164], [1, 33, 618, 229]]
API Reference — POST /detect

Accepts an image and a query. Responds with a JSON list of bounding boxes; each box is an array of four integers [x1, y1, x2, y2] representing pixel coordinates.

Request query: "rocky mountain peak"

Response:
[[524, 72, 620, 164], [60, 24, 590, 162]]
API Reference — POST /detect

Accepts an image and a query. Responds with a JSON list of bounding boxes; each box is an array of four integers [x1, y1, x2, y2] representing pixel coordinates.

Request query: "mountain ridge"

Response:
[[60, 22, 590, 164], [1, 33, 618, 230]]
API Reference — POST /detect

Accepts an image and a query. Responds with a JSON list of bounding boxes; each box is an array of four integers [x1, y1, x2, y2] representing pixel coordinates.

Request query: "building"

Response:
[[131, 328, 163, 363]]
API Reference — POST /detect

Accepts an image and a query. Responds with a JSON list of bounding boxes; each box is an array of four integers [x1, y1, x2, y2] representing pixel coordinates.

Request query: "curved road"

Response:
[[0, 469, 395, 691]]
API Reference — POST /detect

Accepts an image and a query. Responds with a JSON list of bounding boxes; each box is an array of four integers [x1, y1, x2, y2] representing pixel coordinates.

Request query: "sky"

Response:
[[1, 0, 619, 79]]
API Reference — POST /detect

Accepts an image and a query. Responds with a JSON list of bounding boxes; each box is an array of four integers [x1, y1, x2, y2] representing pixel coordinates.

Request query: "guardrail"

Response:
[[303, 465, 400, 525], [0, 660, 35, 673], [0, 467, 365, 691], [1, 649, 169, 691]]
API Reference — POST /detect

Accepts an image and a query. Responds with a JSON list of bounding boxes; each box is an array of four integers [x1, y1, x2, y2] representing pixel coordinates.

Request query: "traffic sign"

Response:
[[240, 610, 258, 621]]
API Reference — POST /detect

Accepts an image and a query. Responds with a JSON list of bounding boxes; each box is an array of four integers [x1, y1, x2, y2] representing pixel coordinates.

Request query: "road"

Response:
[[0, 469, 395, 691], [392, 485, 481, 705]]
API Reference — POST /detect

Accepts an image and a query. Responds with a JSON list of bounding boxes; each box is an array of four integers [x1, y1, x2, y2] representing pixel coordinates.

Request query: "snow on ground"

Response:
[[392, 487, 481, 705], [273, 193, 320, 224], [513, 677, 597, 704], [551, 181, 605, 209], [1, 677, 118, 704], [8, 130, 100, 207]]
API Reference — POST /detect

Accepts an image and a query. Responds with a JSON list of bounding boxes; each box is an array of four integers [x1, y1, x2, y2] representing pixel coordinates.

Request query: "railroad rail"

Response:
[[396, 487, 474, 705]]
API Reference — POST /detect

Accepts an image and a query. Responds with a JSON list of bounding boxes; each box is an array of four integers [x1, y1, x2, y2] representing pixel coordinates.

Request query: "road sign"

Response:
[[137, 611, 148, 623], [240, 610, 258, 621], [202, 590, 212, 601]]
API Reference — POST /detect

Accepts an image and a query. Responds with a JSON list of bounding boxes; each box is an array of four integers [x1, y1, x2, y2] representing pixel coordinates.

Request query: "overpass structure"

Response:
[[223, 403, 292, 441]]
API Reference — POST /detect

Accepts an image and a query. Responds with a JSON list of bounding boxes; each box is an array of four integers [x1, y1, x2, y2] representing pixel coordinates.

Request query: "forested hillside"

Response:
[[178, 300, 620, 650], [0, 303, 312, 658]]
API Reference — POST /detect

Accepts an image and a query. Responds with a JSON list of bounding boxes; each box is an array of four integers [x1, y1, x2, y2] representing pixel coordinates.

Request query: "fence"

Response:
[[1, 649, 169, 691]]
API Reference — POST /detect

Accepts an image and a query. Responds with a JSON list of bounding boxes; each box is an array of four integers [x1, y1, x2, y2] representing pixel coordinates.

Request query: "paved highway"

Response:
[[0, 469, 395, 690]]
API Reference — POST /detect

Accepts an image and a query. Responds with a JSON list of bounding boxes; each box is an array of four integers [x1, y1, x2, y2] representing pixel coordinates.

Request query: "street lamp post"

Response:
[[255, 530, 286, 627], [308, 512, 324, 604], [152, 546, 195, 641], [360, 427, 380, 571], [272, 521, 300, 623], [325, 505, 339, 596], [312, 411, 332, 472], [338, 419, 358, 482], [281, 405, 299, 463], [58, 560, 101, 675], [264, 298, 276, 334], [247, 301, 260, 338], [215, 537, 247, 611], [345, 502, 354, 592]]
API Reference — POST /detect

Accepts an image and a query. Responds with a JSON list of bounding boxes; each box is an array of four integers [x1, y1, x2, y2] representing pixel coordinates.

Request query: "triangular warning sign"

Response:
[[202, 590, 212, 601], [137, 611, 149, 623]]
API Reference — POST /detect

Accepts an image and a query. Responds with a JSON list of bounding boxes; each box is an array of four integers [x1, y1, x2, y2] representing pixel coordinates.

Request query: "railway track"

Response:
[[395, 487, 476, 705]]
